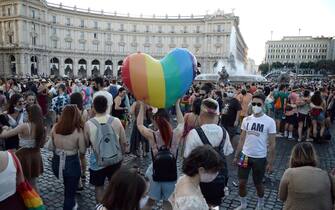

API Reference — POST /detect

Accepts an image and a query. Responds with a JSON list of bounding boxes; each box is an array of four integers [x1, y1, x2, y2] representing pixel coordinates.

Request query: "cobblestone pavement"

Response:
[[39, 125, 335, 210]]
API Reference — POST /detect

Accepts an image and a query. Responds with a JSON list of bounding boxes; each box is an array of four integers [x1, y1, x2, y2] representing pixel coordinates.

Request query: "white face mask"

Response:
[[139, 195, 149, 209], [199, 171, 219, 183], [227, 92, 235, 98], [252, 105, 263, 114]]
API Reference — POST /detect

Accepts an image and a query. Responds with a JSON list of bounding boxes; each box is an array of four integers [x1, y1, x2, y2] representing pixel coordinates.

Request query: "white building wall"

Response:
[[0, 0, 248, 77]]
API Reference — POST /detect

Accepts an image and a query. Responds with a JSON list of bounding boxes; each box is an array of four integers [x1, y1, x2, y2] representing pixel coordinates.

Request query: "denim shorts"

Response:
[[311, 112, 325, 122], [145, 164, 176, 201]]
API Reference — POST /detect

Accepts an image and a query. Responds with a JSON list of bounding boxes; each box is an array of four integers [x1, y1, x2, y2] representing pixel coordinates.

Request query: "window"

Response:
[[133, 24, 136, 32], [52, 16, 56, 24], [53, 40, 57, 48], [9, 35, 13, 44], [196, 26, 200, 33], [107, 23, 111, 30], [80, 20, 84, 28], [158, 36, 162, 43], [183, 26, 187, 33], [120, 24, 124, 31], [66, 30, 70, 36], [66, 18, 70, 26], [107, 33, 111, 40], [95, 44, 99, 51], [32, 37, 36, 45], [171, 26, 175, 33], [94, 33, 97, 39], [158, 26, 162, 33], [145, 36, 149, 42], [8, 22, 11, 28], [79, 43, 85, 50], [94, 21, 98, 29], [145, 25, 149, 33], [52, 28, 56, 34], [217, 25, 221, 32], [120, 35, 124, 41], [32, 10, 35, 18], [216, 36, 220, 42], [196, 36, 200, 43], [183, 37, 187, 43], [80, 32, 84, 38], [7, 8, 10, 16], [170, 37, 174, 43], [66, 42, 71, 49]]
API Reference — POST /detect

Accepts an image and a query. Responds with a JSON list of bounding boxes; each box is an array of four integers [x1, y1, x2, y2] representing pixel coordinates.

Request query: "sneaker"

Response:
[[72, 202, 78, 210], [284, 131, 288, 138], [255, 206, 264, 210], [306, 138, 314, 142], [276, 133, 283, 137], [297, 138, 302, 142], [224, 187, 229, 196], [235, 205, 247, 210], [288, 135, 294, 140]]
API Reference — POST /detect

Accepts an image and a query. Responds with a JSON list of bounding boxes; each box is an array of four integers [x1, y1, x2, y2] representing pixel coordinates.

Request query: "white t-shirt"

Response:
[[184, 124, 234, 158], [93, 90, 113, 114], [241, 114, 276, 158]]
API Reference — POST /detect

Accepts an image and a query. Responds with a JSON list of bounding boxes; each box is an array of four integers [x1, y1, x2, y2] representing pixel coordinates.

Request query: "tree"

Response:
[[258, 63, 270, 75], [283, 62, 295, 68], [299, 62, 309, 69], [271, 62, 284, 69]]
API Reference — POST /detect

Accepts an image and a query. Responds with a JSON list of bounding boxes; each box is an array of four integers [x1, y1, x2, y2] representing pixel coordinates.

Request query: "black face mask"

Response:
[[303, 90, 310, 98], [241, 90, 247, 95]]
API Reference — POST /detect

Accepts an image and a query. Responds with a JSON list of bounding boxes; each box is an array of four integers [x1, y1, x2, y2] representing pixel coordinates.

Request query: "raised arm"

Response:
[[137, 102, 154, 142], [175, 99, 184, 125]]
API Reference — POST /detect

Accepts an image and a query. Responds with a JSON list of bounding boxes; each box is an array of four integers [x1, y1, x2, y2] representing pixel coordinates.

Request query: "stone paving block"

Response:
[[38, 125, 335, 210]]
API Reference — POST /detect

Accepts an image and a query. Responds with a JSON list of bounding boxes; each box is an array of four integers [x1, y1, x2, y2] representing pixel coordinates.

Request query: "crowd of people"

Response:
[[0, 76, 334, 210]]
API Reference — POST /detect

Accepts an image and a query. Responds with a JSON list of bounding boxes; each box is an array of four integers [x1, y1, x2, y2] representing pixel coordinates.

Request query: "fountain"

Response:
[[195, 27, 267, 83]]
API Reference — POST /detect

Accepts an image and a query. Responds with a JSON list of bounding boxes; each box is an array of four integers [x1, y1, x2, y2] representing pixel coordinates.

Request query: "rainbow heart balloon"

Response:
[[122, 48, 197, 108]]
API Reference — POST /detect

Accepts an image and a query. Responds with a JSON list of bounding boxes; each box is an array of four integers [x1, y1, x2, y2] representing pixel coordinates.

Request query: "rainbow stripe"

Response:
[[122, 48, 196, 108]]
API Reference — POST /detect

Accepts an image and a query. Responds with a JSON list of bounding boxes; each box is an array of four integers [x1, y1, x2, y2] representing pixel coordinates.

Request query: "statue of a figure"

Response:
[[218, 66, 229, 83]]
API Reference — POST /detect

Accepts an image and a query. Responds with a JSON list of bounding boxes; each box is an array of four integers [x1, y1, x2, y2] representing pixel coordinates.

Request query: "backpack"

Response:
[[274, 97, 282, 110], [195, 126, 228, 206], [151, 133, 177, 182], [90, 117, 123, 167]]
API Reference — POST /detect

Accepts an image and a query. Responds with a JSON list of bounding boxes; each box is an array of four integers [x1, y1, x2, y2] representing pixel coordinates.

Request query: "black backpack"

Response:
[[151, 133, 177, 182], [195, 126, 229, 206]]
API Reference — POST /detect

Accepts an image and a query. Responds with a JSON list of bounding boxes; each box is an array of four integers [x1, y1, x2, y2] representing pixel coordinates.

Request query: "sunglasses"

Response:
[[252, 102, 262, 107]]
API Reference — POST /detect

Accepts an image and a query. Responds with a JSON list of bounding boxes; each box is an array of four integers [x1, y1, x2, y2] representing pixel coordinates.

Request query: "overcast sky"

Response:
[[47, 0, 335, 64]]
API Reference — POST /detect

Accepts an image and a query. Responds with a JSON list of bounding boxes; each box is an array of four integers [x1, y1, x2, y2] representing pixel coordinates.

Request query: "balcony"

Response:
[[169, 43, 176, 48], [143, 43, 151, 47], [182, 43, 189, 48], [92, 39, 100, 45], [105, 40, 113, 45]]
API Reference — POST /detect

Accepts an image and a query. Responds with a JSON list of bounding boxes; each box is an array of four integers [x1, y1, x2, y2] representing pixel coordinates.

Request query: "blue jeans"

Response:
[[52, 154, 81, 210]]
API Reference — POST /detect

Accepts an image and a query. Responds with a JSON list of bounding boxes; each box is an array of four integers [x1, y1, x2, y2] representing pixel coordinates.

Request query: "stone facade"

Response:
[[0, 0, 248, 78], [265, 36, 334, 64]]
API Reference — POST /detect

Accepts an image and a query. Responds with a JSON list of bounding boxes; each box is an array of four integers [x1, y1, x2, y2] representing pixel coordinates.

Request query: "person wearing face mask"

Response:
[[170, 145, 223, 210], [184, 98, 233, 207], [221, 86, 242, 141], [234, 93, 276, 210], [96, 167, 150, 210], [2, 94, 25, 150]]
